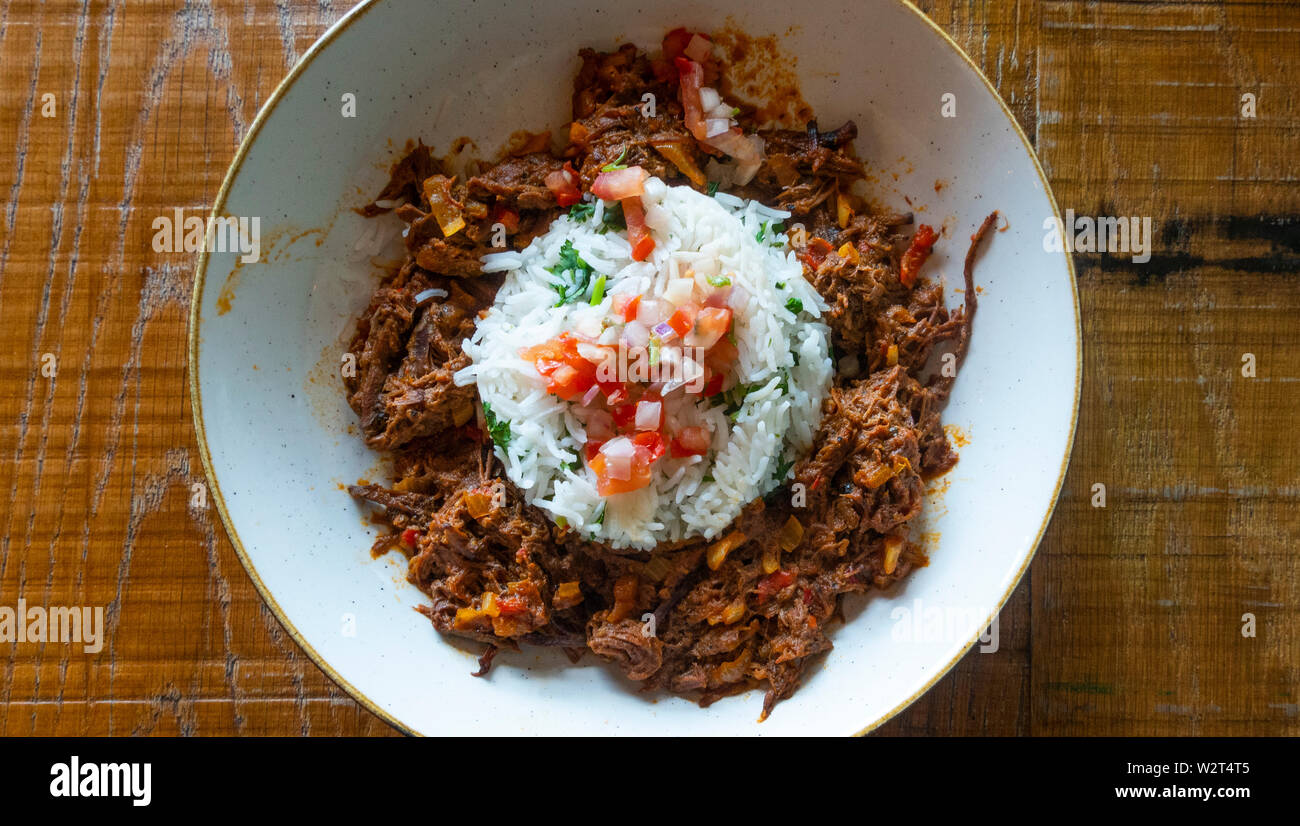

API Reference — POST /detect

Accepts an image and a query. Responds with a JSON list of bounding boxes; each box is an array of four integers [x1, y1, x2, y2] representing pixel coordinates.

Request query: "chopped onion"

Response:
[[708, 102, 734, 120], [624, 320, 650, 347], [699, 86, 722, 112], [575, 314, 604, 338], [705, 118, 732, 139], [664, 277, 695, 305], [581, 384, 601, 406], [597, 326, 620, 345], [635, 400, 662, 431], [576, 342, 608, 364], [636, 297, 668, 326], [413, 287, 449, 306], [601, 437, 635, 480], [651, 321, 676, 341], [706, 130, 766, 185]]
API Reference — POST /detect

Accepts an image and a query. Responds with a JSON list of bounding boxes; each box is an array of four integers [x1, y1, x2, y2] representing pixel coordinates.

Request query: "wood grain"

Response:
[[1, 0, 1295, 736]]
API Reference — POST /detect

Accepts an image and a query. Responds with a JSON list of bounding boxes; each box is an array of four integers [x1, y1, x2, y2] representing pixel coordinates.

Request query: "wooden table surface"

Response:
[[1, 0, 1295, 736]]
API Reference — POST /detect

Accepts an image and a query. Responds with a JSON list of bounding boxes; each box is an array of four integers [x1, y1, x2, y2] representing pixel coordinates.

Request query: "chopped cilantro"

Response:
[[482, 403, 512, 448], [773, 454, 794, 482], [707, 181, 720, 197], [756, 221, 786, 243], [713, 382, 758, 419], [784, 296, 804, 314], [598, 201, 625, 233], [568, 201, 596, 222], [707, 274, 732, 287], [548, 240, 594, 306]]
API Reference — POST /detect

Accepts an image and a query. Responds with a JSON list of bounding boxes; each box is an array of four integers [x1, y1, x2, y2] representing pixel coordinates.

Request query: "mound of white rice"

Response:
[[454, 177, 833, 549]]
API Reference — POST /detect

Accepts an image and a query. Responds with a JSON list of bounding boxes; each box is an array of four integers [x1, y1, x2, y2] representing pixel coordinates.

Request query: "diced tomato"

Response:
[[622, 196, 655, 261], [521, 333, 598, 401], [589, 448, 653, 495], [547, 364, 585, 399], [700, 371, 724, 397], [400, 528, 420, 548], [756, 569, 796, 602], [611, 402, 638, 430], [584, 440, 605, 461], [611, 293, 631, 319], [900, 224, 938, 288], [632, 234, 656, 262], [703, 338, 739, 378], [674, 57, 706, 141], [670, 425, 710, 457], [632, 430, 666, 462], [520, 337, 562, 363], [663, 27, 694, 62], [544, 162, 582, 207], [612, 293, 642, 323], [708, 334, 738, 365], [591, 166, 648, 201], [798, 237, 834, 270], [686, 306, 732, 349], [665, 302, 698, 337], [490, 201, 520, 233]]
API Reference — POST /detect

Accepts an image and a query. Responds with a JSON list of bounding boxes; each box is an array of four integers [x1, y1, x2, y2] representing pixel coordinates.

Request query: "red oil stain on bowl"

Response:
[[712, 24, 814, 128], [943, 423, 970, 448]]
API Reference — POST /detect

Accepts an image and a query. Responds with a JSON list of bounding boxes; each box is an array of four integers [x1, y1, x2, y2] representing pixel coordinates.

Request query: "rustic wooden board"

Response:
[[1, 0, 1295, 736]]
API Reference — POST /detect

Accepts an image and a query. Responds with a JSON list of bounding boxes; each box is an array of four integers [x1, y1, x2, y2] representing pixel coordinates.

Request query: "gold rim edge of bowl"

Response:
[[186, 0, 1082, 739], [852, 1, 1082, 737]]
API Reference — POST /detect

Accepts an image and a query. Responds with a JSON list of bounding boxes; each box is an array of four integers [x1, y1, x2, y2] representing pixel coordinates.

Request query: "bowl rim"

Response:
[[187, 0, 1080, 738]]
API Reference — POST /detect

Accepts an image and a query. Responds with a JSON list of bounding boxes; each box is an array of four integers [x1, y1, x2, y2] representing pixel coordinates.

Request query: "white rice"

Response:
[[454, 178, 833, 549]]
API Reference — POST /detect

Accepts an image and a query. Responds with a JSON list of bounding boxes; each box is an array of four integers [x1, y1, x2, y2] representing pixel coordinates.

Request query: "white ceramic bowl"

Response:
[[190, 0, 1078, 736]]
